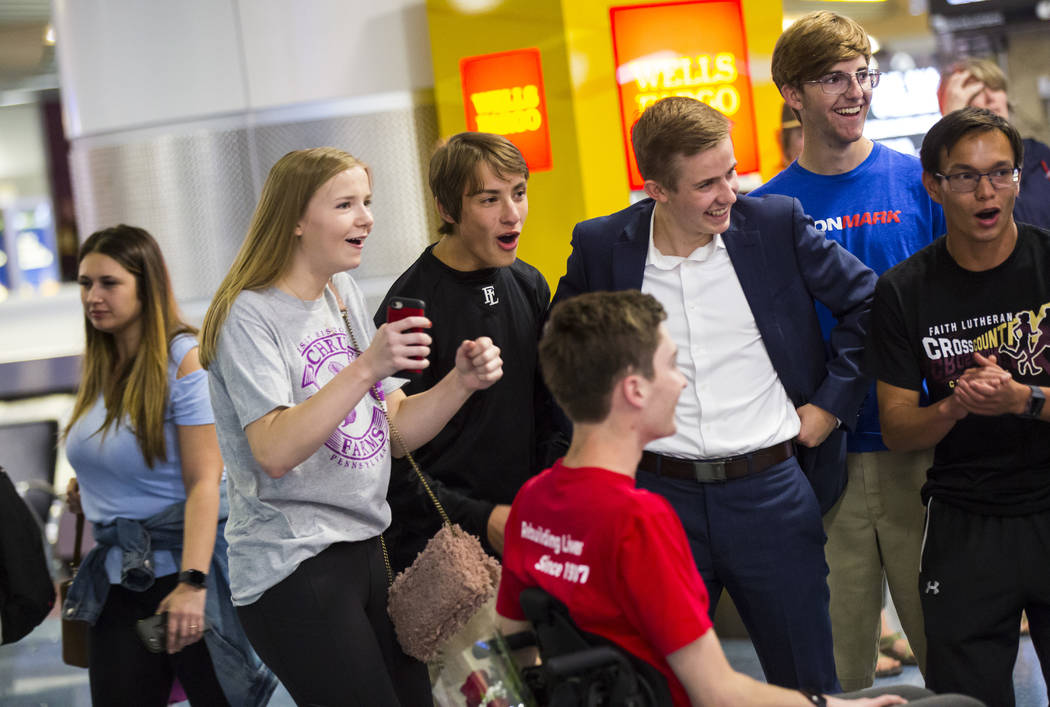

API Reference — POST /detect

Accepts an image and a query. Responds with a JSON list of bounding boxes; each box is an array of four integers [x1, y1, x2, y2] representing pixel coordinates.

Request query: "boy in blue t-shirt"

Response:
[[752, 10, 945, 691]]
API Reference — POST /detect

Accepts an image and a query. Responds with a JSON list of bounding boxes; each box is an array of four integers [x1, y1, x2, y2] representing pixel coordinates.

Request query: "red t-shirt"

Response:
[[497, 461, 712, 706]]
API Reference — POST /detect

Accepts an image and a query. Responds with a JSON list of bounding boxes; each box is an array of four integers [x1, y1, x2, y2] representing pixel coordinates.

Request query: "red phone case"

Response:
[[386, 297, 426, 374]]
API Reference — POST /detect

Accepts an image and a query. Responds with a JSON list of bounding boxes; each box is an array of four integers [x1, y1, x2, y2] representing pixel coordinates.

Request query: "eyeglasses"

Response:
[[934, 168, 1020, 193], [804, 70, 881, 95]]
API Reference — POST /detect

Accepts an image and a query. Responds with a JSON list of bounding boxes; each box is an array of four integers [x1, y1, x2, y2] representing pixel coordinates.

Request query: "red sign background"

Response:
[[611, 0, 759, 189], [460, 48, 553, 172]]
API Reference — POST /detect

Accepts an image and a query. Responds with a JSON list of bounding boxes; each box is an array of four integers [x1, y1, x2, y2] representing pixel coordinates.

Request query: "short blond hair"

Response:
[[937, 57, 1008, 110], [631, 97, 731, 190]]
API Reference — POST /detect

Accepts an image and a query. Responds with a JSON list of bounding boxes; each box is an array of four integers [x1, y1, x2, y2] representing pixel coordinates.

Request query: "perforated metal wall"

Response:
[[68, 100, 439, 305]]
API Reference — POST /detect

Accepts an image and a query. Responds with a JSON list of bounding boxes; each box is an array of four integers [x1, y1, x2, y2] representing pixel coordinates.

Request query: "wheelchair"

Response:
[[498, 587, 673, 707]]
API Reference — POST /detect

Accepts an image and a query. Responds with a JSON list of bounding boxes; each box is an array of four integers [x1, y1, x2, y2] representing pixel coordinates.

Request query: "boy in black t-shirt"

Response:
[[375, 133, 560, 571], [866, 107, 1050, 705]]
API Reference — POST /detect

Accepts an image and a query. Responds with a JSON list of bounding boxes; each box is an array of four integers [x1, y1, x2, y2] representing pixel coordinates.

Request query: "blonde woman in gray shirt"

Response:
[[200, 147, 503, 706]]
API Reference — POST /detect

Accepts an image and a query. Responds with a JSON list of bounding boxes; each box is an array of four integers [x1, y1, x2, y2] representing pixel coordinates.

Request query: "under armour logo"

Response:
[[924, 581, 940, 595], [482, 285, 499, 306]]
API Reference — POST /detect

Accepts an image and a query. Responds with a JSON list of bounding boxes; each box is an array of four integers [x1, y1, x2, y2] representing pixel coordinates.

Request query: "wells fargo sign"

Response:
[[460, 48, 553, 172], [610, 0, 759, 189]]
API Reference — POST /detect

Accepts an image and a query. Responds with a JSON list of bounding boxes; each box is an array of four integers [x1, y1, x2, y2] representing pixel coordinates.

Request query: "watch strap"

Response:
[[178, 569, 207, 588], [1024, 385, 1045, 419], [799, 689, 827, 706]]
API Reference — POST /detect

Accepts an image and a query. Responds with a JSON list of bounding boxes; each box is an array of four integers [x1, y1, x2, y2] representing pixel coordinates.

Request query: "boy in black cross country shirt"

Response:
[[375, 132, 560, 571], [866, 107, 1050, 706]]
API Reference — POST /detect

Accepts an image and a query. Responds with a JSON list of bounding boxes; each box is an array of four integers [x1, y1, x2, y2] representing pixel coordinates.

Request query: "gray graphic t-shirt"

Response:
[[209, 273, 403, 605]]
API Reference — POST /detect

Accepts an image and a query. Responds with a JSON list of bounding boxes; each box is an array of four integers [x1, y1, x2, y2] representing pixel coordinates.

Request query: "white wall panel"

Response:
[[53, 0, 249, 138], [53, 0, 433, 139], [237, 0, 433, 110]]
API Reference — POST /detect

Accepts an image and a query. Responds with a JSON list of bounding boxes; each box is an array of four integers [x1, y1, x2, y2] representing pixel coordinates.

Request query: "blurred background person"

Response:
[[938, 57, 1050, 230], [779, 102, 805, 168], [63, 225, 274, 706]]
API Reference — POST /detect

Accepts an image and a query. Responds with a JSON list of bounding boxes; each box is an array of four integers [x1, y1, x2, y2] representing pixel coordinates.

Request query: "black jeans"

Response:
[[89, 574, 229, 706], [236, 537, 432, 707]]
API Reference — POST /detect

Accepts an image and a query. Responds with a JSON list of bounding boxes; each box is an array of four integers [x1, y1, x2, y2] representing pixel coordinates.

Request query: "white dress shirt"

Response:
[[641, 210, 800, 459]]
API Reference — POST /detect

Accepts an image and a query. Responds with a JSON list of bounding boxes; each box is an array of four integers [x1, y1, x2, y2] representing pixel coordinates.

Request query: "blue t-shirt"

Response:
[[752, 142, 946, 451], [65, 333, 215, 583]]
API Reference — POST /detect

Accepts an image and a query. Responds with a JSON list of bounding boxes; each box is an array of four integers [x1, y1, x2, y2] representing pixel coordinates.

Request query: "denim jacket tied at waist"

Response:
[[62, 490, 277, 707]]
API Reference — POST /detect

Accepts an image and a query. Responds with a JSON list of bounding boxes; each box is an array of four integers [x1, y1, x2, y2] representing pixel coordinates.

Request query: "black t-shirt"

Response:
[[866, 224, 1050, 515], [374, 245, 553, 568]]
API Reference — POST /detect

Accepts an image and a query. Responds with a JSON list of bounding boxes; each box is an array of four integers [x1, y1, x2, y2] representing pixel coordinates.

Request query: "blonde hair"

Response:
[[199, 147, 369, 368], [937, 57, 1008, 108], [631, 97, 731, 190], [65, 225, 194, 466]]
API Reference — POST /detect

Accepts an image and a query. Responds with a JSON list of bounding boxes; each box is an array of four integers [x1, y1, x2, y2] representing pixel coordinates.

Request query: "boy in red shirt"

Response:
[[497, 291, 975, 707]]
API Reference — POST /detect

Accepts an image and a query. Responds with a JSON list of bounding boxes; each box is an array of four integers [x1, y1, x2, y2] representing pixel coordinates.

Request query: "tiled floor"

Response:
[[1, 617, 1045, 705]]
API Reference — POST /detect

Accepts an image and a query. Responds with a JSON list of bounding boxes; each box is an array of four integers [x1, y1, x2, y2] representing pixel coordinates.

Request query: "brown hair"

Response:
[[200, 147, 369, 368], [772, 11, 870, 96], [631, 97, 731, 190], [540, 291, 666, 424], [429, 132, 528, 235], [920, 107, 1024, 174], [66, 225, 194, 465]]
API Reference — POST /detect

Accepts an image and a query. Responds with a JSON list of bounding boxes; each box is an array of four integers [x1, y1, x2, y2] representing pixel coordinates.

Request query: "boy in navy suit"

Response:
[[550, 96, 875, 692]]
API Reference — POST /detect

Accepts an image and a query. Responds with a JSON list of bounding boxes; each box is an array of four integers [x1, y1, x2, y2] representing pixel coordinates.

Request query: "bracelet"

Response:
[[799, 689, 827, 706]]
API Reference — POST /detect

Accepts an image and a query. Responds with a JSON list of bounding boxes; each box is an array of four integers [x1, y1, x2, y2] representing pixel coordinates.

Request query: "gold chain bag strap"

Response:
[[333, 286, 500, 663]]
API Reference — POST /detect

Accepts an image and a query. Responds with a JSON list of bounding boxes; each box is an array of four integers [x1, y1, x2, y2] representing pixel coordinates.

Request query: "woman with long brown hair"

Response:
[[63, 225, 274, 706]]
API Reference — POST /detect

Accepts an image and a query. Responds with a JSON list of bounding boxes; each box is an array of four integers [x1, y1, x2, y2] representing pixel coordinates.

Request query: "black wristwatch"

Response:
[[1021, 385, 1045, 419], [178, 569, 207, 589], [799, 689, 827, 706]]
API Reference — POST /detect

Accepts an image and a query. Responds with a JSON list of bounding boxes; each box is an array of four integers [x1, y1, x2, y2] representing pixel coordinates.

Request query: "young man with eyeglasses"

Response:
[[752, 11, 946, 691], [865, 107, 1050, 705]]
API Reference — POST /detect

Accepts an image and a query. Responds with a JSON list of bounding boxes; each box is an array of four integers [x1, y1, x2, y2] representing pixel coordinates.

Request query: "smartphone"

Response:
[[136, 613, 167, 653], [386, 297, 426, 376]]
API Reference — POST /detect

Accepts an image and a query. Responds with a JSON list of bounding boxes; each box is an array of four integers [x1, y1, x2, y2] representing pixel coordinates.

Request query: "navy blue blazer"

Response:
[[551, 194, 876, 512]]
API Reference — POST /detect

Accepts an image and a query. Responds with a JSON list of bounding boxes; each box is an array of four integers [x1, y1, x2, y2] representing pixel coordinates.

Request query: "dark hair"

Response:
[[631, 97, 731, 190], [540, 291, 666, 423], [429, 132, 529, 235], [920, 107, 1024, 174]]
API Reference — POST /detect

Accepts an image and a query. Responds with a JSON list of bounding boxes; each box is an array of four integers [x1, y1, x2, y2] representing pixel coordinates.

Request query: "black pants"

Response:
[[236, 538, 432, 707], [920, 500, 1050, 706], [89, 574, 229, 707]]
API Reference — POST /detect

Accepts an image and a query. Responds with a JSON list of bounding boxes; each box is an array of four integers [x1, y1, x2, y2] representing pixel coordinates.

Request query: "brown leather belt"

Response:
[[638, 440, 795, 483]]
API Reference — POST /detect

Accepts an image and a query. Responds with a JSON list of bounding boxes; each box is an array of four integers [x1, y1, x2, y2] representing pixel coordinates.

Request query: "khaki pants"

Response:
[[823, 449, 931, 691]]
